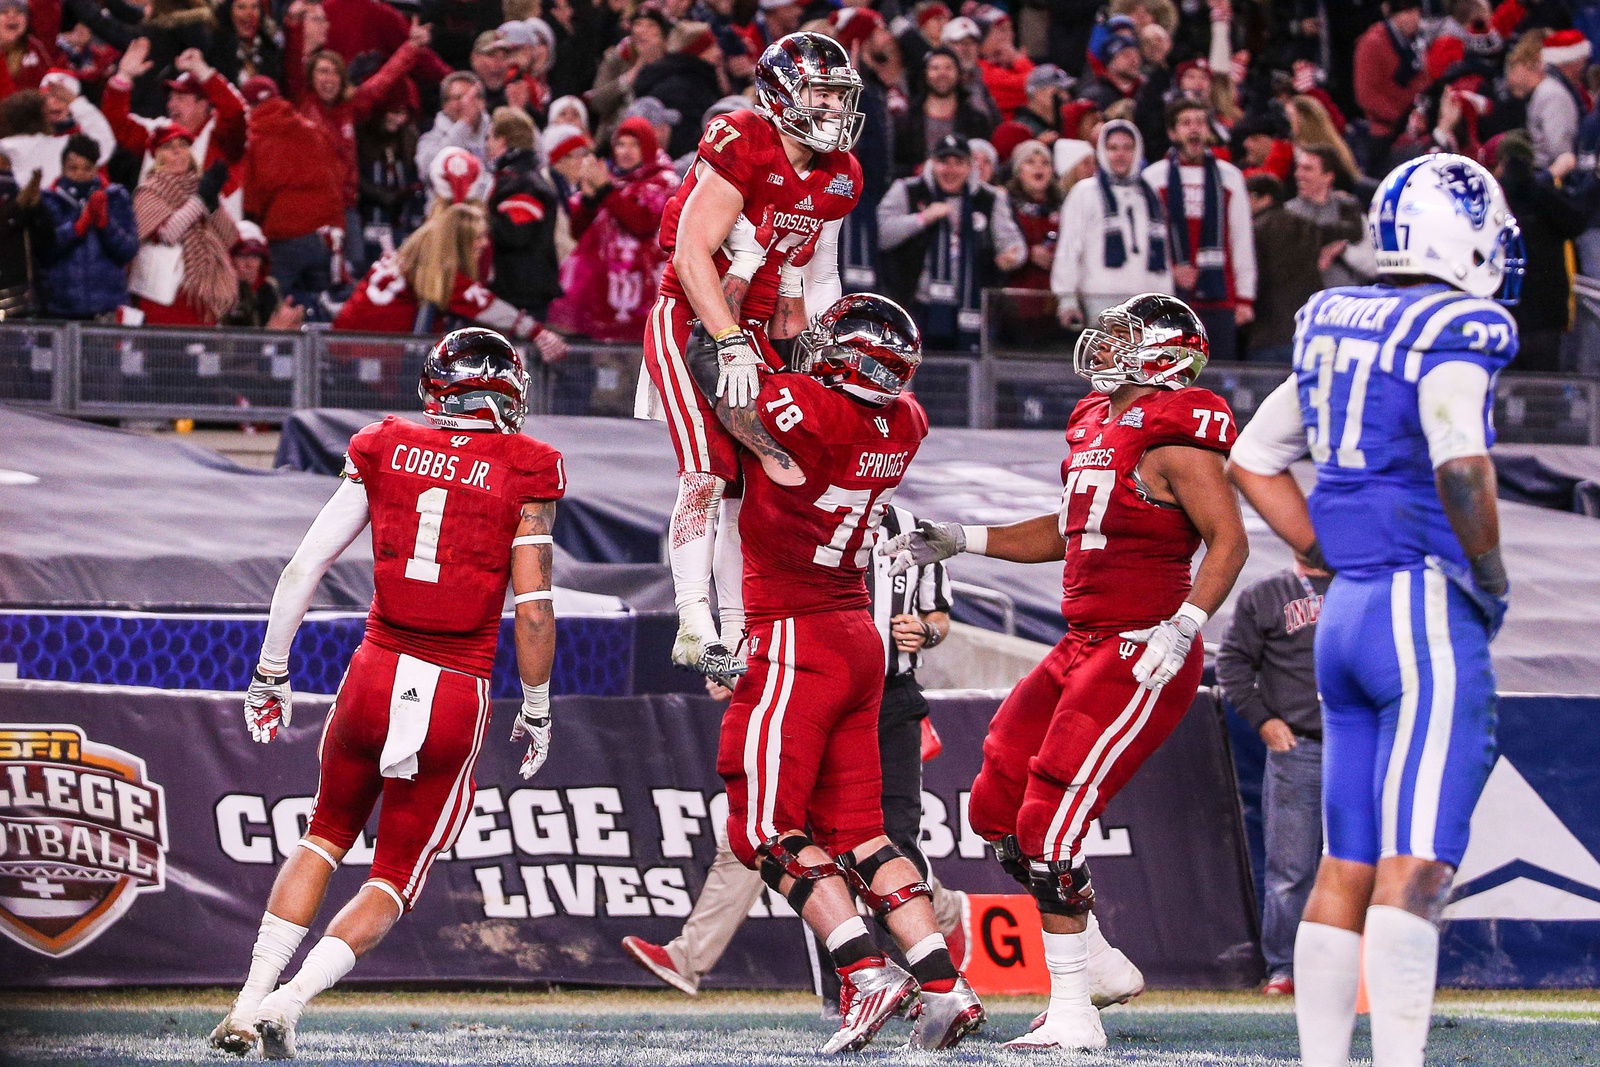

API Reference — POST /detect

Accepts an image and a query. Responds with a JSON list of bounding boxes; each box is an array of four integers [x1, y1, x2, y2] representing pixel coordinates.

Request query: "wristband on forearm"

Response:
[[920, 620, 944, 648], [959, 524, 988, 556]]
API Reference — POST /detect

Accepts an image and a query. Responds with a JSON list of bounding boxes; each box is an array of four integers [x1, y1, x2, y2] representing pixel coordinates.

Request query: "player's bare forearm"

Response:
[[722, 274, 749, 320], [673, 167, 746, 338], [511, 500, 557, 687], [984, 513, 1068, 564], [1435, 455, 1500, 559], [921, 609, 951, 641], [769, 293, 807, 341], [1227, 462, 1320, 558], [1163, 448, 1248, 615]]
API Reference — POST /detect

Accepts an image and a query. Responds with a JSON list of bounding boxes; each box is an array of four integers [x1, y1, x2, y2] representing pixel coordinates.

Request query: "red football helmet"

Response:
[[1072, 292, 1209, 393], [796, 293, 921, 406], [419, 327, 529, 433], [754, 32, 865, 154]]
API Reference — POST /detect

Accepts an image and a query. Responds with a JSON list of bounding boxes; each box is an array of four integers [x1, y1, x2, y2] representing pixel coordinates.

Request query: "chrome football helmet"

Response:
[[754, 32, 865, 154], [419, 327, 529, 432], [1369, 152, 1524, 302], [1073, 293, 1208, 394], [796, 293, 921, 406]]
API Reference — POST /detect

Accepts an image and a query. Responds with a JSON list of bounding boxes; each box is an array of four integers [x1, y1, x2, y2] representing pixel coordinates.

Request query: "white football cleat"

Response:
[[822, 957, 918, 1054], [254, 1000, 299, 1060], [1005, 1006, 1107, 1051], [907, 976, 985, 1050], [1088, 939, 1145, 1008], [208, 1012, 256, 1055]]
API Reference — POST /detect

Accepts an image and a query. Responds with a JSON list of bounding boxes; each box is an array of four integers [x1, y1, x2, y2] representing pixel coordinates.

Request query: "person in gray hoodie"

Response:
[[1049, 118, 1171, 327]]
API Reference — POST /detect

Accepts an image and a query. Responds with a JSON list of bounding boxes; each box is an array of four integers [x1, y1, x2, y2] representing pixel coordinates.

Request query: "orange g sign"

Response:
[[961, 893, 1051, 995]]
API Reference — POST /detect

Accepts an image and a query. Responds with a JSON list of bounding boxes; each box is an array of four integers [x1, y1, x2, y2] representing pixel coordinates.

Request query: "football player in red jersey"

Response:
[[884, 294, 1249, 1051], [682, 294, 986, 1054], [639, 31, 865, 681], [209, 329, 567, 1060]]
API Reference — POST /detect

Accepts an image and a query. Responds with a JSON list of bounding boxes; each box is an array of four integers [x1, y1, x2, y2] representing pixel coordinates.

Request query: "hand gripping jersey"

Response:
[[334, 253, 500, 335], [344, 416, 566, 676], [739, 372, 929, 624], [1058, 387, 1235, 632], [1292, 284, 1517, 579], [657, 108, 863, 323]]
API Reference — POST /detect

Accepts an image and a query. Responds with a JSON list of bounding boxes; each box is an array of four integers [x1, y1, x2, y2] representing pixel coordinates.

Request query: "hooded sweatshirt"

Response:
[[1051, 119, 1172, 308]]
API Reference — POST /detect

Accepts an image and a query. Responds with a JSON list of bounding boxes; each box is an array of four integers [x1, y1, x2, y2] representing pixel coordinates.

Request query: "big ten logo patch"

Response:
[[962, 895, 1049, 994], [0, 724, 168, 957]]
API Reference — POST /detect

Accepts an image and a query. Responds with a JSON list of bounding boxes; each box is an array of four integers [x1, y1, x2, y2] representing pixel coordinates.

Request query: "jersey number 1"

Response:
[[406, 487, 447, 583]]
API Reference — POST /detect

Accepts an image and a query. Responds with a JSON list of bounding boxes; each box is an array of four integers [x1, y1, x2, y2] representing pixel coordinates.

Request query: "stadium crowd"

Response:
[[0, 0, 1597, 368]]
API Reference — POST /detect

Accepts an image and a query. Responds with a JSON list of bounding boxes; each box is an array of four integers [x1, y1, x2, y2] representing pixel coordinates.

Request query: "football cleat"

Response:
[[907, 976, 985, 1050], [208, 1012, 256, 1056], [1088, 927, 1145, 1008], [253, 1004, 298, 1061], [671, 625, 747, 682], [1005, 1006, 1107, 1051], [620, 936, 698, 996], [822, 956, 918, 1054]]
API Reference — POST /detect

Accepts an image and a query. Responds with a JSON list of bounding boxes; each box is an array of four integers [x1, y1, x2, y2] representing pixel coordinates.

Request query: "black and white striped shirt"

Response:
[[869, 506, 954, 680]]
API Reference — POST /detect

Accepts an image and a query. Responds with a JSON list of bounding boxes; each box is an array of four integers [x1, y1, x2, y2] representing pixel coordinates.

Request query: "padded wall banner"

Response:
[[0, 680, 1260, 989]]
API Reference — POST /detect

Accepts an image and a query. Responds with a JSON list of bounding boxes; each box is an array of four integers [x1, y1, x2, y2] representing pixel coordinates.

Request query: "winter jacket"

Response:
[[633, 53, 723, 160], [240, 98, 345, 240], [0, 170, 50, 312], [1353, 18, 1430, 139], [38, 177, 138, 317], [102, 68, 247, 213], [487, 148, 562, 318], [0, 35, 56, 100], [1528, 67, 1586, 169], [416, 110, 491, 200], [204, 18, 284, 87], [64, 0, 216, 118], [1247, 204, 1325, 352], [978, 54, 1033, 120], [0, 98, 114, 190], [544, 152, 679, 342], [1052, 122, 1172, 311], [892, 94, 992, 178], [1500, 158, 1588, 355]]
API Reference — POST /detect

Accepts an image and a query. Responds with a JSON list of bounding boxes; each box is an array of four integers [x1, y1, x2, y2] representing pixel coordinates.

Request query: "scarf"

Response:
[[1096, 166, 1166, 273], [1163, 149, 1227, 303], [133, 168, 239, 322], [916, 181, 984, 346], [1386, 18, 1421, 87]]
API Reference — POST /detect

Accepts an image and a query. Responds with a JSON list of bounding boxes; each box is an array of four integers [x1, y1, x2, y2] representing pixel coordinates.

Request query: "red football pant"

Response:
[[719, 610, 887, 867], [968, 629, 1204, 863], [643, 293, 778, 482], [306, 642, 492, 908]]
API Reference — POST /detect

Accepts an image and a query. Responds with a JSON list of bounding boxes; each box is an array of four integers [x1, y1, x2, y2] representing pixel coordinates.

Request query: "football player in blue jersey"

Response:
[[1226, 153, 1523, 1067]]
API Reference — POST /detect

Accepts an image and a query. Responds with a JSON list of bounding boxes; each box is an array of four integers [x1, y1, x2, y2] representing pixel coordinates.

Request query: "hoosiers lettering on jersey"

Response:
[[345, 416, 566, 677], [1057, 388, 1235, 632], [657, 109, 862, 322]]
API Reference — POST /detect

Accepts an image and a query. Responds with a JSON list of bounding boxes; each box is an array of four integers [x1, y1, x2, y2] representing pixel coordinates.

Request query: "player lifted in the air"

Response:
[[209, 329, 565, 1060], [638, 31, 862, 681], [885, 294, 1248, 1051], [683, 293, 985, 1054], [1229, 153, 1521, 1067]]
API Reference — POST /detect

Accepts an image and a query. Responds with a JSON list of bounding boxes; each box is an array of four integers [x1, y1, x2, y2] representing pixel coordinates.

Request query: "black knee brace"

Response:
[[993, 834, 1031, 888], [1027, 858, 1095, 917], [758, 834, 841, 914], [838, 844, 931, 916]]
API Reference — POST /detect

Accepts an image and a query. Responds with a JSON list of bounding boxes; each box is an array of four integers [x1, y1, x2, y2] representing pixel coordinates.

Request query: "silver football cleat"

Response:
[[207, 1012, 256, 1056], [822, 957, 919, 1054], [1006, 1006, 1107, 1051], [671, 625, 747, 681], [907, 976, 985, 1050]]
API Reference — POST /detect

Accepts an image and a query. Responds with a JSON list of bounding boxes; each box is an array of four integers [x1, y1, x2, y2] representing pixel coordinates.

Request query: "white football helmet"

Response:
[[1368, 152, 1524, 302]]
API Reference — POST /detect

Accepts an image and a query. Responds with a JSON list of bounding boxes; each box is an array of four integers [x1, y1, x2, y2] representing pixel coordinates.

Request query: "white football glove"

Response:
[[245, 666, 293, 743], [511, 681, 551, 779], [1119, 605, 1207, 688], [880, 519, 967, 577], [714, 329, 763, 409]]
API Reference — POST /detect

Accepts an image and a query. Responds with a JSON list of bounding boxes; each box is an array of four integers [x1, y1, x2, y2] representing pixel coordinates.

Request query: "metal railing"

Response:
[[5, 301, 1599, 444]]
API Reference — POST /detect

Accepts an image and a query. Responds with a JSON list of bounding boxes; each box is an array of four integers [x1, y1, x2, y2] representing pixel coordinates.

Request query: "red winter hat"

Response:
[[613, 115, 659, 162], [165, 71, 206, 96], [915, 2, 951, 29], [989, 119, 1032, 163], [1542, 28, 1592, 67], [544, 124, 592, 167], [829, 6, 884, 51], [151, 124, 195, 150], [240, 75, 278, 106]]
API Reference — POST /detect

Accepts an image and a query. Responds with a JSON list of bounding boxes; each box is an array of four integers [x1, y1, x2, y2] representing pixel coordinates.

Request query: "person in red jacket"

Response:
[[286, 14, 437, 277], [1354, 0, 1430, 151], [102, 41, 246, 210], [975, 8, 1030, 121], [239, 78, 345, 311], [0, 0, 56, 101]]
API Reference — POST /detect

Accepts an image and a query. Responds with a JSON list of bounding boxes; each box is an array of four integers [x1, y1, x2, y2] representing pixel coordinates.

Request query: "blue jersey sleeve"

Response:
[[1396, 297, 1518, 381]]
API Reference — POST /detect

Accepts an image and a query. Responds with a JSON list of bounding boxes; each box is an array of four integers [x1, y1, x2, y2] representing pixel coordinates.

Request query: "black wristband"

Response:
[[252, 666, 289, 685], [921, 620, 943, 648]]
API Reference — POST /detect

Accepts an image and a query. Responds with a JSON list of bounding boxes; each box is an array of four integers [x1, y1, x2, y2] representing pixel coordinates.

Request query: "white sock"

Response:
[[825, 915, 872, 954], [1084, 910, 1112, 957], [904, 932, 947, 965], [1364, 906, 1439, 1067], [668, 474, 724, 642], [1294, 921, 1362, 1067], [232, 912, 309, 1021], [713, 494, 744, 646], [1042, 929, 1090, 1020], [269, 936, 357, 1023]]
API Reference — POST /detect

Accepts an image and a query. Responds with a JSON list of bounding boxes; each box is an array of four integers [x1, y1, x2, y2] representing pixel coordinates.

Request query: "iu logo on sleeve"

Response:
[[0, 725, 169, 957]]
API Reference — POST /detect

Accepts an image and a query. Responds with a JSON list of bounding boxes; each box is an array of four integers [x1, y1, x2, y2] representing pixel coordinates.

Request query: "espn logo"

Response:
[[0, 728, 80, 762]]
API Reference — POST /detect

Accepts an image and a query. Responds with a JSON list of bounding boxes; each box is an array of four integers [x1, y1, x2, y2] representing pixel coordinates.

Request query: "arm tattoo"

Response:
[[718, 399, 795, 470], [769, 295, 804, 341], [722, 275, 748, 319], [514, 501, 556, 609]]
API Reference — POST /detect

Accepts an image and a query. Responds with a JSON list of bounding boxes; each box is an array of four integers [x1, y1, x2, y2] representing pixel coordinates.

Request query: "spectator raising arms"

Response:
[[38, 133, 138, 319], [1052, 118, 1169, 327], [335, 200, 564, 358], [0, 79, 113, 190], [63, 0, 219, 119], [545, 114, 678, 342], [0, 0, 53, 101], [131, 127, 238, 325], [103, 42, 246, 206]]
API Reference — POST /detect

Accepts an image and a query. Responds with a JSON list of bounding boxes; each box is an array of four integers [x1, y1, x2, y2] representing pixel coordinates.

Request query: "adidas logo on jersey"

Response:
[[1089, 433, 1103, 448], [874, 416, 890, 436], [451, 436, 472, 447], [400, 688, 420, 702], [1117, 408, 1145, 428], [794, 195, 814, 212]]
